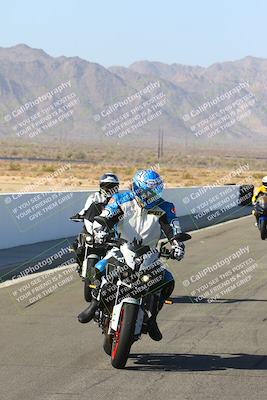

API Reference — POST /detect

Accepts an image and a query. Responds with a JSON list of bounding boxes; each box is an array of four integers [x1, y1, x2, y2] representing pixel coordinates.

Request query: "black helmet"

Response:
[[99, 172, 119, 197]]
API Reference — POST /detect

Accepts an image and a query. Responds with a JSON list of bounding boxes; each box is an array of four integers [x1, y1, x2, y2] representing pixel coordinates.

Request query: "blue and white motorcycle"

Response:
[[91, 232, 191, 369]]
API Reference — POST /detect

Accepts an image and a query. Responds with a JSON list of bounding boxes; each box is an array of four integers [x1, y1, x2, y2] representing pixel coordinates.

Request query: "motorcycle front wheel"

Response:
[[111, 303, 139, 369], [103, 334, 112, 356], [259, 218, 267, 240]]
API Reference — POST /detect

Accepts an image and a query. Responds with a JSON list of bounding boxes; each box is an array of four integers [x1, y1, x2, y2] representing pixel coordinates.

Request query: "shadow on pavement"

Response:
[[128, 353, 267, 372], [172, 296, 267, 304]]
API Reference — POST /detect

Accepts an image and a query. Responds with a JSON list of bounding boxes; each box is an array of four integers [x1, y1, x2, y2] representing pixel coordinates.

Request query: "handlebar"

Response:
[[174, 232, 192, 242], [104, 238, 177, 259], [160, 249, 172, 259], [69, 215, 84, 222]]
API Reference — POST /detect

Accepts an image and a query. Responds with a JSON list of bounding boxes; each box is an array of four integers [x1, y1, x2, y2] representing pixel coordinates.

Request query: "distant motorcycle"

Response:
[[255, 195, 267, 240], [87, 232, 191, 369]]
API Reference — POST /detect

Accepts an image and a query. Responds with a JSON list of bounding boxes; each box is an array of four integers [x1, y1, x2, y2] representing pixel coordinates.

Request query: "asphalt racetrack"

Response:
[[0, 215, 267, 400]]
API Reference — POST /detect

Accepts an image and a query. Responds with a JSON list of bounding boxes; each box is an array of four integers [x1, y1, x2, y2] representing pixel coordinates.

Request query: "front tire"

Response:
[[103, 334, 112, 356], [259, 219, 266, 240], [111, 303, 139, 369]]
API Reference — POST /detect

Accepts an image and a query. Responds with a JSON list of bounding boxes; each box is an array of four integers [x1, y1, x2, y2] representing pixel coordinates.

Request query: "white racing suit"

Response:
[[73, 191, 110, 267], [78, 191, 184, 337], [79, 191, 110, 233]]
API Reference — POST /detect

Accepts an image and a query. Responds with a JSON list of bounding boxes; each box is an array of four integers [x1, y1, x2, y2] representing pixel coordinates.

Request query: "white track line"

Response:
[[0, 263, 78, 289]]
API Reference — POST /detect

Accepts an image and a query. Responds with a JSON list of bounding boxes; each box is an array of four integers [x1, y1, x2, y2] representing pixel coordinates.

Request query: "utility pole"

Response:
[[157, 129, 161, 161], [157, 128, 164, 161], [160, 128, 164, 158]]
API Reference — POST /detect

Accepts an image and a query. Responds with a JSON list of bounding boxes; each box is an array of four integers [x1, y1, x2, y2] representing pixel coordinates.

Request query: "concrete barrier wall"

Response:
[[0, 185, 253, 281], [0, 185, 253, 250], [0, 191, 88, 249], [0, 185, 254, 249], [167, 185, 253, 232]]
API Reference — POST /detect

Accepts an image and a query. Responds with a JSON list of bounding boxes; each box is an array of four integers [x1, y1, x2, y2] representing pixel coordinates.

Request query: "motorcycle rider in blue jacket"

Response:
[[78, 169, 185, 341]]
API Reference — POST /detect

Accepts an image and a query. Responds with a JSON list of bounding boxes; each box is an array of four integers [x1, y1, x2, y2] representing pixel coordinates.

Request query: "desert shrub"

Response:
[[75, 151, 87, 160], [253, 172, 265, 179], [9, 163, 21, 171], [41, 164, 56, 173], [182, 171, 193, 179]]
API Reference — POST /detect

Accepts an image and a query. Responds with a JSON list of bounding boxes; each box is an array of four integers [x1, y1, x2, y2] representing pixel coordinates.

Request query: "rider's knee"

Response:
[[162, 271, 175, 299], [95, 258, 108, 274]]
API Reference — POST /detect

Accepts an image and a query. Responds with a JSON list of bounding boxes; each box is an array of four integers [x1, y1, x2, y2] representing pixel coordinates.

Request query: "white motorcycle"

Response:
[[90, 232, 191, 369], [70, 215, 107, 302]]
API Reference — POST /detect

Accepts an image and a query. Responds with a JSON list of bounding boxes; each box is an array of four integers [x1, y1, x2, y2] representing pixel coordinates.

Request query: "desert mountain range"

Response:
[[0, 44, 266, 147]]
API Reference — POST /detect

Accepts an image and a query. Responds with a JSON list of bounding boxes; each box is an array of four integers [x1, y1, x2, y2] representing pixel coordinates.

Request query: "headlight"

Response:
[[141, 274, 151, 283]]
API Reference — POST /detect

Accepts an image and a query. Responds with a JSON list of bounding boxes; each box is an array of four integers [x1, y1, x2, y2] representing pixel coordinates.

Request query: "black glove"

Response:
[[70, 213, 84, 222]]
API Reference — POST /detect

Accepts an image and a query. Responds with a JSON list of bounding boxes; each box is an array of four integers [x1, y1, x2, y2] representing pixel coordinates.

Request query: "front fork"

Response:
[[109, 296, 144, 337], [81, 249, 100, 280]]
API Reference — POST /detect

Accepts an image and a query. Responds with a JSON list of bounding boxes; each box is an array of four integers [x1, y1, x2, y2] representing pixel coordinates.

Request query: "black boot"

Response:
[[148, 318, 162, 341], [147, 281, 175, 341], [78, 299, 99, 323], [148, 295, 163, 341]]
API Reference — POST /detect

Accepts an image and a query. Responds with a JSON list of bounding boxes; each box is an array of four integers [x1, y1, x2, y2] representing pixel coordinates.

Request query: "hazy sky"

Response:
[[0, 0, 266, 67]]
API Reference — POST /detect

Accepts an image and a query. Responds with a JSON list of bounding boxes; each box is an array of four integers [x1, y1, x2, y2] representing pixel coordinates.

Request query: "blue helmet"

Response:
[[132, 170, 164, 209]]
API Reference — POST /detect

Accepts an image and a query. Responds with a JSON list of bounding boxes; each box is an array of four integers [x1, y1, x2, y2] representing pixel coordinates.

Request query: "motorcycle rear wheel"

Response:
[[111, 303, 139, 369]]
